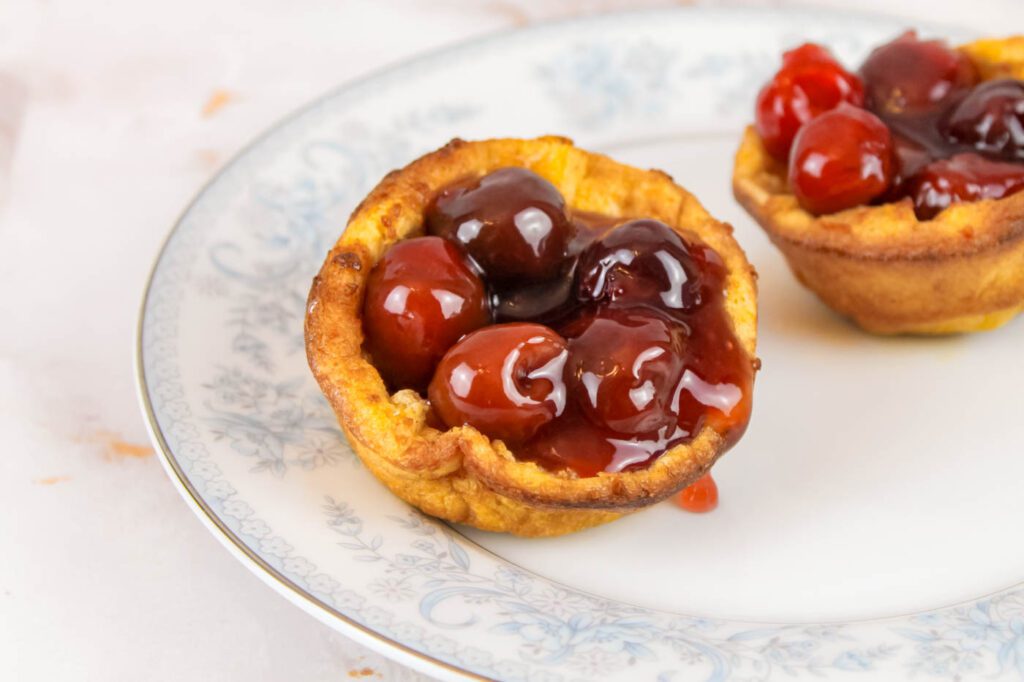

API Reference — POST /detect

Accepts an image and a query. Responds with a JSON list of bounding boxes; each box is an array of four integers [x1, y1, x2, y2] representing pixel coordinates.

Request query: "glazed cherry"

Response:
[[755, 43, 865, 161], [428, 323, 568, 444], [674, 472, 718, 513], [859, 31, 977, 116], [943, 78, 1024, 161], [425, 167, 572, 284], [576, 219, 711, 314], [363, 236, 490, 391], [565, 307, 687, 436], [789, 103, 894, 214], [903, 152, 1024, 220]]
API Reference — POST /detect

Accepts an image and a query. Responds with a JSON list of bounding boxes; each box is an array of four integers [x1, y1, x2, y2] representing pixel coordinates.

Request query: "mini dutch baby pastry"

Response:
[[733, 34, 1024, 334], [306, 137, 758, 536]]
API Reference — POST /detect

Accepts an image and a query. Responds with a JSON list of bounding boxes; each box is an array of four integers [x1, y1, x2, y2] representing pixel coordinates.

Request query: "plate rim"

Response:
[[134, 349, 482, 681]]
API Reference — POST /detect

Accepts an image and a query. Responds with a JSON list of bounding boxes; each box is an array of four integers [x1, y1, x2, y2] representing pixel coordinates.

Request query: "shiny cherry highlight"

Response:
[[428, 323, 568, 444], [755, 43, 865, 161], [575, 219, 709, 314], [362, 236, 490, 391], [903, 152, 1024, 219], [426, 167, 572, 284], [943, 78, 1024, 161], [789, 103, 894, 214], [565, 307, 687, 436]]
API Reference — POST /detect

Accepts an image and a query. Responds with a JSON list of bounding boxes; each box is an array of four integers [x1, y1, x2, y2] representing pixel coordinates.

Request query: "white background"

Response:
[[3, 1, 1023, 680]]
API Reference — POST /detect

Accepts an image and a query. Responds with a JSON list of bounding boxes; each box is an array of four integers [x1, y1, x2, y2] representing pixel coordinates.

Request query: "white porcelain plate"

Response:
[[136, 8, 1024, 681]]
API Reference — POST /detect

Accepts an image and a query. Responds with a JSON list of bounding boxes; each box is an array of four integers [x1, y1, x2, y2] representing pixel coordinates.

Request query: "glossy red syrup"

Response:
[[943, 79, 1024, 162], [365, 171, 755, 480], [523, 216, 751, 477], [903, 152, 1024, 219], [478, 217, 751, 478], [674, 473, 719, 513]]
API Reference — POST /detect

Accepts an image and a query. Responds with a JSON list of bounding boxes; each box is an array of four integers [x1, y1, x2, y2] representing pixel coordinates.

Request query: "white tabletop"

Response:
[[3, 1, 1022, 680]]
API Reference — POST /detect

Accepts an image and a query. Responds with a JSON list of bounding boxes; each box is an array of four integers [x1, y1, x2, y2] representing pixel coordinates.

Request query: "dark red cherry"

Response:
[[565, 307, 686, 436], [492, 260, 581, 327], [755, 43, 865, 161], [902, 153, 1024, 220], [859, 31, 977, 116], [428, 323, 568, 444], [425, 167, 572, 283], [789, 103, 894, 214], [889, 133, 936, 192], [362, 236, 490, 391], [943, 78, 1024, 161], [575, 219, 709, 314]]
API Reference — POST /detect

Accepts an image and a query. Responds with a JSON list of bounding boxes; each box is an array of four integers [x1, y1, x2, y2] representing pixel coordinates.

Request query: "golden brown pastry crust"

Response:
[[306, 137, 758, 536], [732, 37, 1024, 335]]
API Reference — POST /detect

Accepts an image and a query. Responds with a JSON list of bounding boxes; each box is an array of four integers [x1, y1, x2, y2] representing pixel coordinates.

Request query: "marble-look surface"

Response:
[[2, 1, 1022, 680]]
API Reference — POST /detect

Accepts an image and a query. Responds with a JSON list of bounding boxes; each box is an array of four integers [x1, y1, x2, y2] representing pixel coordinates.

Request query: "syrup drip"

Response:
[[674, 473, 719, 513]]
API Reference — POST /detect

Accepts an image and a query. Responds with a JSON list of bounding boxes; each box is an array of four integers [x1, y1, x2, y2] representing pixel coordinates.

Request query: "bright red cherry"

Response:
[[755, 43, 865, 160], [674, 472, 719, 513], [575, 219, 712, 314], [428, 323, 568, 444], [943, 78, 1024, 161], [565, 307, 687, 436], [425, 167, 572, 284], [859, 31, 977, 116], [781, 42, 846, 69], [363, 236, 490, 391], [902, 152, 1024, 220], [789, 103, 894, 214]]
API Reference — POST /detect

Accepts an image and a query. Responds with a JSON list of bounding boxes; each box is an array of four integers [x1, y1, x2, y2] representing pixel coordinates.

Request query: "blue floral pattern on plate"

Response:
[[137, 8, 1024, 681]]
